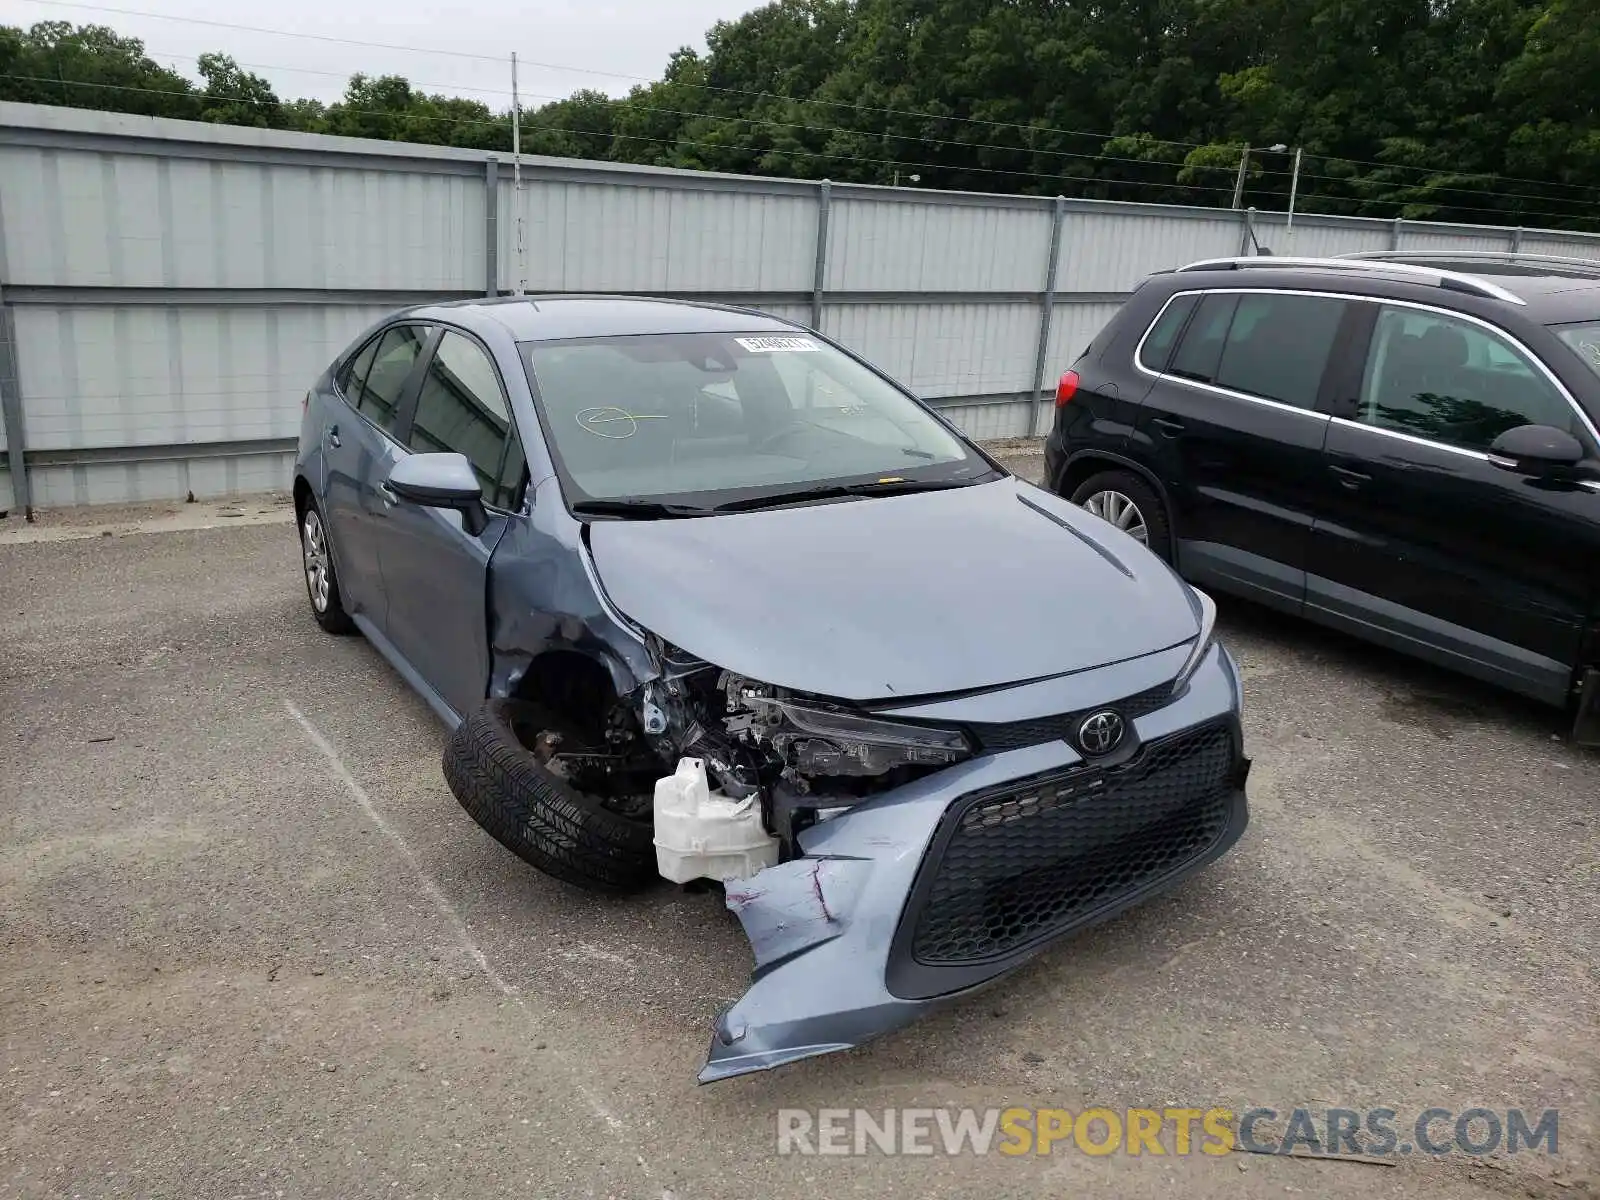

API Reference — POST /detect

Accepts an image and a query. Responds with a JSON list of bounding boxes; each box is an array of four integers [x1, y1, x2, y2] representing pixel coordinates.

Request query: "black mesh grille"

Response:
[[909, 723, 1235, 965], [964, 682, 1175, 754]]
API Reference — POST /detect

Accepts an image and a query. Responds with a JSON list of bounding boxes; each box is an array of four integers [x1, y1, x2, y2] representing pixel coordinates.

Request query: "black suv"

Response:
[[1044, 251, 1600, 742]]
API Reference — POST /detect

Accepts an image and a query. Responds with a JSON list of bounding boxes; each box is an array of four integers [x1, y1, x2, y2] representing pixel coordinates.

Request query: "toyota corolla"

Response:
[[291, 295, 1251, 1082]]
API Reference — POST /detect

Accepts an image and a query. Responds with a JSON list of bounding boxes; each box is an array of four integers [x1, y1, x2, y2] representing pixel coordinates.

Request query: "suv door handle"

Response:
[[1329, 463, 1371, 489], [326, 424, 341, 449], [1150, 416, 1185, 436]]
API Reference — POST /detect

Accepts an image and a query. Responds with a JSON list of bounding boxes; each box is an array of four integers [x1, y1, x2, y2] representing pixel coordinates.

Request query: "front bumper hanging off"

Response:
[[700, 642, 1250, 1083]]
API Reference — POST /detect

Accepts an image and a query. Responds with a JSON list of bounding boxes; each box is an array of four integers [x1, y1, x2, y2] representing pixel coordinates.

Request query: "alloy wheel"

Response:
[[302, 509, 331, 613], [1081, 489, 1149, 545]]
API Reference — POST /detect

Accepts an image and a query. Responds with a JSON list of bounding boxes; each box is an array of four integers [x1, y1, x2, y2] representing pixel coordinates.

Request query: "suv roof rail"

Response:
[[1341, 249, 1600, 273], [1174, 255, 1526, 306]]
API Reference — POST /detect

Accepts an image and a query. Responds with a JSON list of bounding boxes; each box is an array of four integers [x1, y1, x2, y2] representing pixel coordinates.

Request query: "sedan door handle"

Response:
[[377, 481, 398, 507], [1328, 463, 1371, 489], [326, 424, 341, 449], [1150, 416, 1185, 436]]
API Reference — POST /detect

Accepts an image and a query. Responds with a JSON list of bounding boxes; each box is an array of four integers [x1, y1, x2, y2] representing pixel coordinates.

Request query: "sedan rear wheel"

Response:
[[300, 501, 355, 634]]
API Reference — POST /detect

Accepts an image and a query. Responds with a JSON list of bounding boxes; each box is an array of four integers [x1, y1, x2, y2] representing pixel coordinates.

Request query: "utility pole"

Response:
[[511, 52, 526, 297], [1286, 146, 1303, 233], [1232, 145, 1250, 210]]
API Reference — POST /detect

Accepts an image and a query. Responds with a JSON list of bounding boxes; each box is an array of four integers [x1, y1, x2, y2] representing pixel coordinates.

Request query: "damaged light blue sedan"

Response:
[[292, 296, 1250, 1083]]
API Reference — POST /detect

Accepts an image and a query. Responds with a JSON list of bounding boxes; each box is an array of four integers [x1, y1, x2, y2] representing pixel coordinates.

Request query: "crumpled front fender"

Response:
[[699, 641, 1248, 1083]]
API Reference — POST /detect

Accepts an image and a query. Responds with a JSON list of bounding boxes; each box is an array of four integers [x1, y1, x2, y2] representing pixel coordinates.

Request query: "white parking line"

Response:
[[282, 699, 667, 1189]]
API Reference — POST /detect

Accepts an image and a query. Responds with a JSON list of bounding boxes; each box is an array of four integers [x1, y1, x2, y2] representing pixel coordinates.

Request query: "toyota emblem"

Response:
[[1077, 710, 1126, 756]]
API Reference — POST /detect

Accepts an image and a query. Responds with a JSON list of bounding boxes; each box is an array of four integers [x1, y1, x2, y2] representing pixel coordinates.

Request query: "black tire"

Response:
[[299, 498, 355, 635], [443, 698, 658, 894], [1069, 469, 1173, 562]]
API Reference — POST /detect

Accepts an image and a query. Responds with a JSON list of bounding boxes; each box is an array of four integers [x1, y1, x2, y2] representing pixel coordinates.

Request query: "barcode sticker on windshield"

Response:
[[735, 336, 820, 353]]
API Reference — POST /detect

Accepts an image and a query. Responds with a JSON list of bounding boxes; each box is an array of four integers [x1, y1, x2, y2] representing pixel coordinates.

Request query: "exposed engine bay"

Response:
[[530, 637, 971, 859]]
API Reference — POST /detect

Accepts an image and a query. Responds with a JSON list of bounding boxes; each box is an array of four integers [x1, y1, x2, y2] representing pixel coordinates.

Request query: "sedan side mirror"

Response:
[[1486, 424, 1585, 478], [387, 452, 489, 536]]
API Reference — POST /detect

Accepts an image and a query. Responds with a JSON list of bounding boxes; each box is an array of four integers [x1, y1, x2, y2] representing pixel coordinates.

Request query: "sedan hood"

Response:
[[586, 478, 1199, 700]]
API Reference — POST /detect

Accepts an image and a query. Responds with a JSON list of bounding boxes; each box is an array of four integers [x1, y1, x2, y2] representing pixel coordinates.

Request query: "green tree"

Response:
[[197, 53, 283, 128], [0, 21, 200, 118]]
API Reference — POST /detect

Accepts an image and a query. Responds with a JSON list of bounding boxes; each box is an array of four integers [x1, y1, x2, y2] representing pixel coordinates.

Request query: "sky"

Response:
[[9, 0, 765, 105]]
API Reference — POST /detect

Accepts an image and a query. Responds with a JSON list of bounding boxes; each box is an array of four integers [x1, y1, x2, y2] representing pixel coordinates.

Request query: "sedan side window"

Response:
[[410, 330, 524, 510], [1358, 307, 1577, 452], [338, 334, 380, 400], [349, 324, 430, 435]]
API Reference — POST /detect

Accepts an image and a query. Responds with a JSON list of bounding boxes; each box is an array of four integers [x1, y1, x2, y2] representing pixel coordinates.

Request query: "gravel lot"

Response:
[[2, 460, 1596, 1199]]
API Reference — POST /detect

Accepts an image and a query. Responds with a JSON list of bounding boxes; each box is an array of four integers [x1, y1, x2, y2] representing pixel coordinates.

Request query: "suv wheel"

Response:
[[1070, 470, 1172, 561]]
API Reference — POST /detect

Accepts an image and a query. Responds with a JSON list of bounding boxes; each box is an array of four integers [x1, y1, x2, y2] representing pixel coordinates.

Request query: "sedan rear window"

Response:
[[520, 332, 987, 506], [1552, 321, 1600, 380]]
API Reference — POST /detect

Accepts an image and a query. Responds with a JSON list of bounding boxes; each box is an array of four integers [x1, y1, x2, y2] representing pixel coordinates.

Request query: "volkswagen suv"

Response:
[[1044, 251, 1600, 743]]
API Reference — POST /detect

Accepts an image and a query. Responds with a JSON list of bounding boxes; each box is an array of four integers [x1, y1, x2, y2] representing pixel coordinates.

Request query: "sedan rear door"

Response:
[[319, 323, 431, 619]]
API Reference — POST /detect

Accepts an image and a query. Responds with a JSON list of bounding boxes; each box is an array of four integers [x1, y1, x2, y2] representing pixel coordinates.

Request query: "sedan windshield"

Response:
[[519, 331, 992, 511], [1553, 321, 1600, 381]]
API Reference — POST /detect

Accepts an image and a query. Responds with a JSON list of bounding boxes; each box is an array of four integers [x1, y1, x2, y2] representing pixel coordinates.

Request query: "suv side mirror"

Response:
[[387, 453, 489, 536], [1486, 424, 1585, 478]]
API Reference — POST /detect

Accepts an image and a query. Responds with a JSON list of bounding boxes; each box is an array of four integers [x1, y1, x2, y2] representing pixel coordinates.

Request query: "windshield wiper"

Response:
[[570, 498, 714, 520], [711, 475, 987, 514]]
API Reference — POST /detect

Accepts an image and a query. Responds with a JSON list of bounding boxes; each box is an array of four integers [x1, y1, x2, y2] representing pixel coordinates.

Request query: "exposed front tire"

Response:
[[443, 699, 658, 894], [1070, 469, 1173, 562], [300, 500, 355, 634]]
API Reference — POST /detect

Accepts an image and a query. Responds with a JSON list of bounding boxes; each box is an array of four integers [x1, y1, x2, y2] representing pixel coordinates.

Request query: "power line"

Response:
[[0, 73, 1245, 198], [8, 73, 1592, 224], [133, 48, 1279, 183], [34, 0, 1600, 203], [133, 46, 1600, 216]]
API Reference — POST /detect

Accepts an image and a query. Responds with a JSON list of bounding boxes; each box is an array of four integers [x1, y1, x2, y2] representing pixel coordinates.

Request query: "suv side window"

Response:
[[410, 330, 526, 510], [1168, 293, 1236, 383], [1217, 293, 1346, 409], [347, 324, 430, 435], [1358, 306, 1577, 452], [1138, 293, 1198, 372], [1164, 292, 1346, 411]]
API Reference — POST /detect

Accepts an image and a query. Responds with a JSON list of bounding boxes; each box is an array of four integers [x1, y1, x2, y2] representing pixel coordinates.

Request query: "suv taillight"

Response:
[[1055, 370, 1080, 408]]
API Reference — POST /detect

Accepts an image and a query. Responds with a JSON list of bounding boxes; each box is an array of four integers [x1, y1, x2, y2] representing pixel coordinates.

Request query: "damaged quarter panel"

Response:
[[702, 639, 1248, 1083]]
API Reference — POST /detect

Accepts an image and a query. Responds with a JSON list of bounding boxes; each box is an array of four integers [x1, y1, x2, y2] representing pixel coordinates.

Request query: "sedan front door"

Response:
[[372, 328, 528, 722]]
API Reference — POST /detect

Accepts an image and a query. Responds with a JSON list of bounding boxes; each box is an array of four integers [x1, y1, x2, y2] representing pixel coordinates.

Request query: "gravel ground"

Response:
[[1, 461, 1596, 1199]]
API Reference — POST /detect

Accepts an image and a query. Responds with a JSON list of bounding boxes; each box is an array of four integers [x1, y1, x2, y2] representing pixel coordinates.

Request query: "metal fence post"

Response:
[[810, 180, 831, 331], [484, 156, 500, 297], [1510, 226, 1524, 253], [0, 297, 32, 520], [1390, 218, 1404, 250], [1026, 195, 1067, 439]]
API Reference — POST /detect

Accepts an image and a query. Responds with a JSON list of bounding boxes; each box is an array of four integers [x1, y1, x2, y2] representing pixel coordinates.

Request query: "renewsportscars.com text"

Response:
[[775, 1106, 1559, 1158]]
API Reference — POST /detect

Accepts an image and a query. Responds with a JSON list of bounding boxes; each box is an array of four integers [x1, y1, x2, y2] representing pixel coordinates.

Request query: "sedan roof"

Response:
[[407, 295, 800, 342]]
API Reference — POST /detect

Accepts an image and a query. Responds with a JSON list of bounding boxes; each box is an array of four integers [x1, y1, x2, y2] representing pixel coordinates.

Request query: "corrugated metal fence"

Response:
[[3, 100, 1599, 513]]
